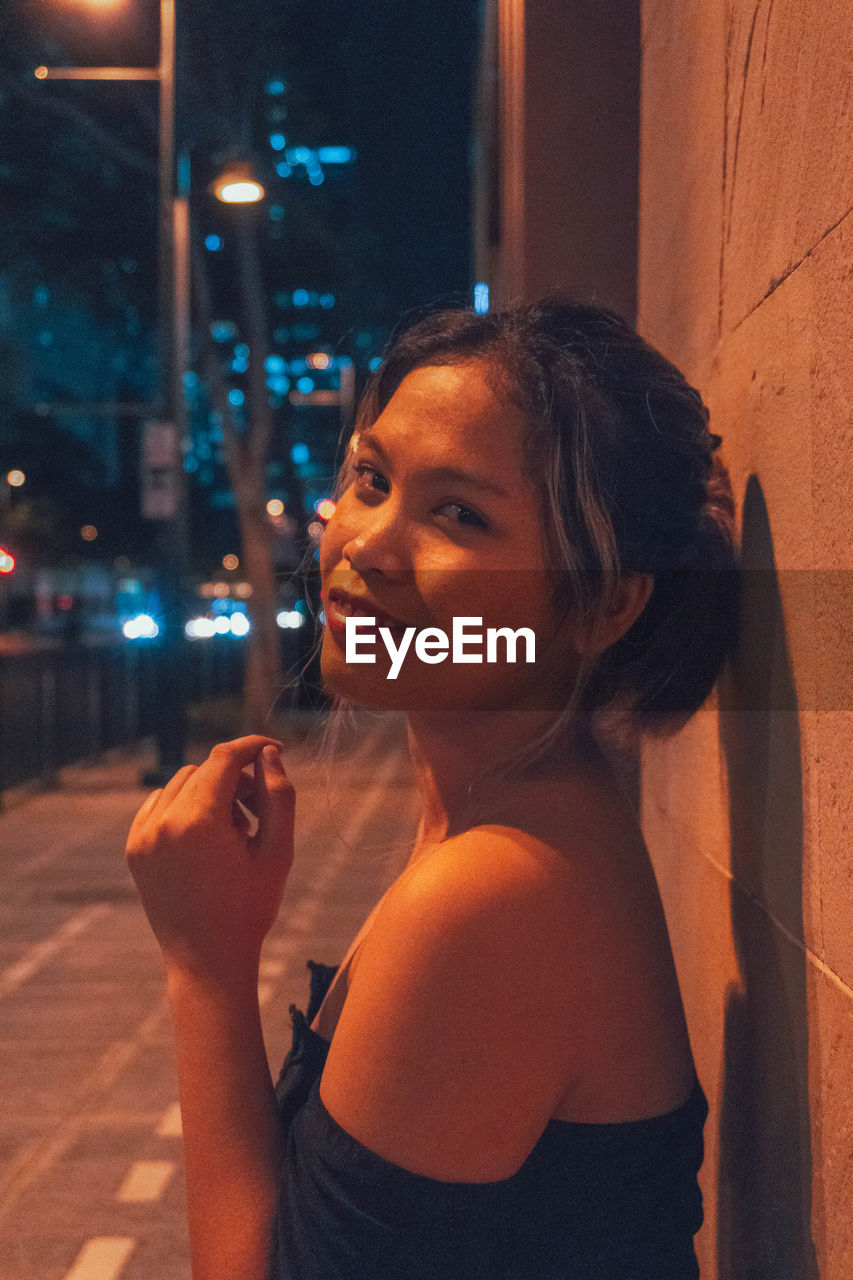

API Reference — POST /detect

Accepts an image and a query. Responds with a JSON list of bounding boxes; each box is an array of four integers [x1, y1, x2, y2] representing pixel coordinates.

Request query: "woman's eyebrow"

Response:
[[357, 434, 510, 499]]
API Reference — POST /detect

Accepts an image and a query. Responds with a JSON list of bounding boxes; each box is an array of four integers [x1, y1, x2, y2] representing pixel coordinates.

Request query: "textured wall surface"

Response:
[[478, 0, 640, 320], [638, 2, 852, 1276]]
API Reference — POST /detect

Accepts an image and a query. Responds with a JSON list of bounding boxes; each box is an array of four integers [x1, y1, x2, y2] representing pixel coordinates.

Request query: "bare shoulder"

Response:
[[318, 825, 585, 1182]]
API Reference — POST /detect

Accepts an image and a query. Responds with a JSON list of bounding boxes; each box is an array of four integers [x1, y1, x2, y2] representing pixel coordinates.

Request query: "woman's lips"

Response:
[[324, 591, 409, 640]]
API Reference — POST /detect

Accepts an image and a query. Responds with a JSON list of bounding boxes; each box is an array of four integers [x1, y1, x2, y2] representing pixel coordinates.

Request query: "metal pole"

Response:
[[158, 0, 176, 431], [142, 0, 188, 785]]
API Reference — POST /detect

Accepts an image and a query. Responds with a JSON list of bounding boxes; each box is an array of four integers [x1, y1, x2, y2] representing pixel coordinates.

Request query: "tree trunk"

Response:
[[193, 238, 285, 734], [233, 475, 285, 733]]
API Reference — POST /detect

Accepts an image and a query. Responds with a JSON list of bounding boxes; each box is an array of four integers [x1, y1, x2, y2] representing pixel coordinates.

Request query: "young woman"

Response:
[[127, 298, 739, 1279]]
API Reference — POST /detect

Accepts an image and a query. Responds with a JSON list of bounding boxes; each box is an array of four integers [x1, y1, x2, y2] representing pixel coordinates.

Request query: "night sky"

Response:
[[2, 0, 481, 322], [0, 0, 482, 582]]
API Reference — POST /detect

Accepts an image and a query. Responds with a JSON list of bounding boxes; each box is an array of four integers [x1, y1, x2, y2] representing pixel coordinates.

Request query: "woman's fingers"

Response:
[[147, 764, 198, 820], [186, 736, 284, 816], [127, 765, 197, 853], [251, 745, 295, 860], [127, 787, 163, 842], [231, 798, 253, 834]]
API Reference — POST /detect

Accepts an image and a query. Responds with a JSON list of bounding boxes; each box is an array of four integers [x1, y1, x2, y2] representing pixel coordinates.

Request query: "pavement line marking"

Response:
[[0, 903, 110, 1000], [116, 1159, 176, 1202], [63, 1237, 135, 1280], [0, 995, 169, 1228], [0, 717, 411, 1228], [155, 1102, 182, 1137]]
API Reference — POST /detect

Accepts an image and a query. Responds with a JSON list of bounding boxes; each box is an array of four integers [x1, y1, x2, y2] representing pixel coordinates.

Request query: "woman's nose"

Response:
[[341, 507, 409, 578]]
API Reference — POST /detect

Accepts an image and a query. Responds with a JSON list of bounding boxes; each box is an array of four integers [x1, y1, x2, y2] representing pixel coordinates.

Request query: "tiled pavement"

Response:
[[0, 710, 419, 1280]]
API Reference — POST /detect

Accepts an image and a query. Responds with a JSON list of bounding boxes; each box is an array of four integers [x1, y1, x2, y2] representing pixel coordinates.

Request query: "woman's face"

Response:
[[319, 360, 579, 712]]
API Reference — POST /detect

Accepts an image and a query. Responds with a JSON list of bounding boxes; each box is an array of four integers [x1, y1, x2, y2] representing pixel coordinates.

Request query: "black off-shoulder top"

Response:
[[268, 961, 708, 1280]]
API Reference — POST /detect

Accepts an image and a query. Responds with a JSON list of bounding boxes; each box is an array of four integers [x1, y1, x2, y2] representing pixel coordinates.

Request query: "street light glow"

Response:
[[81, 524, 98, 541], [222, 554, 239, 571], [218, 181, 264, 203], [6, 470, 25, 487], [0, 550, 14, 574], [123, 614, 159, 640], [266, 498, 285, 517], [212, 163, 265, 204]]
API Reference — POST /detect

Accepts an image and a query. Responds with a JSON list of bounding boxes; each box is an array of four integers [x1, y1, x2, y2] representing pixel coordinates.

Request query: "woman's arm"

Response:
[[319, 826, 583, 1182], [126, 736, 295, 1280], [165, 967, 281, 1280]]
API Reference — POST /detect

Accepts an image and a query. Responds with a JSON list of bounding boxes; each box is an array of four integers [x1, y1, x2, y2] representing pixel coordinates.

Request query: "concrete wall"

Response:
[[474, 0, 640, 322], [638, 2, 852, 1276]]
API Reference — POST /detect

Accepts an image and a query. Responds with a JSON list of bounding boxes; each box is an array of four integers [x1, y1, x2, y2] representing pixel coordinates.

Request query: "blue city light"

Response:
[[184, 455, 199, 472], [265, 354, 286, 374], [317, 146, 353, 165], [286, 146, 312, 166], [212, 322, 236, 343], [297, 376, 315, 393], [228, 389, 245, 406], [269, 133, 287, 151], [268, 375, 290, 394], [369, 357, 383, 372], [474, 282, 490, 314], [276, 162, 292, 178], [234, 343, 250, 359], [308, 170, 325, 186], [292, 289, 310, 307], [266, 79, 286, 95], [231, 357, 249, 374], [269, 204, 284, 221], [183, 371, 199, 388], [319, 293, 335, 309], [291, 443, 310, 464], [205, 234, 222, 252]]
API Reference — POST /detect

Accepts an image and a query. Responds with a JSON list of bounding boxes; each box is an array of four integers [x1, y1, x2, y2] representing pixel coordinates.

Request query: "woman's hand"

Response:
[[126, 735, 295, 985]]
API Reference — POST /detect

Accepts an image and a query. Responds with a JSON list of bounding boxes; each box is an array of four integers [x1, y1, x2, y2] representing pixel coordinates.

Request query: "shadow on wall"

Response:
[[716, 476, 820, 1279]]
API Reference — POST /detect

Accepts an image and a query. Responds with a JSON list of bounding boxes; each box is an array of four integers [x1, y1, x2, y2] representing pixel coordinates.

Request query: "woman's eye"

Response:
[[434, 502, 488, 529], [352, 463, 389, 493], [350, 464, 486, 530]]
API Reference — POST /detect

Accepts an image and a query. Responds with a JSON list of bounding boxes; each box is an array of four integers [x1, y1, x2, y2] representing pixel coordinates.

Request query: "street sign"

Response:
[[141, 421, 181, 520]]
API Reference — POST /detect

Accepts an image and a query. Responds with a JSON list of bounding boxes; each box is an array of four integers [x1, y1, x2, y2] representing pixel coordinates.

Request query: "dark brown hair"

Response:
[[341, 295, 739, 743]]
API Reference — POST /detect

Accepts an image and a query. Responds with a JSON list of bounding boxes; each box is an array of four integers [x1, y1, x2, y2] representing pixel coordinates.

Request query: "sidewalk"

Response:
[[0, 708, 418, 1280]]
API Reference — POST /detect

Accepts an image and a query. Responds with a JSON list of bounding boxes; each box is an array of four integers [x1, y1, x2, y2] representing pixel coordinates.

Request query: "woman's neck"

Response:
[[405, 707, 603, 849]]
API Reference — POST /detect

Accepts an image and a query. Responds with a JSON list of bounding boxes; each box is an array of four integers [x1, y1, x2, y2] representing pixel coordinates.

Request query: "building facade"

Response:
[[473, 2, 852, 1275]]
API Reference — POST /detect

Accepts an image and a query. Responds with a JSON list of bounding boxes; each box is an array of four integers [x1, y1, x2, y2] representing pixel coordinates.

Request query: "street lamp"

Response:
[[211, 162, 265, 205], [35, 5, 266, 781], [36, 1, 187, 781]]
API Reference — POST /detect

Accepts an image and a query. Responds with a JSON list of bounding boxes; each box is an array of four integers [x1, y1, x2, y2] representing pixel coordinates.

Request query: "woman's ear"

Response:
[[574, 574, 654, 657]]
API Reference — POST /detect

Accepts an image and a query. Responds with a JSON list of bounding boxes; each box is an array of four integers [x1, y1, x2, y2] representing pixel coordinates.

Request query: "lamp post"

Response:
[[36, 1, 190, 781], [36, 5, 265, 782]]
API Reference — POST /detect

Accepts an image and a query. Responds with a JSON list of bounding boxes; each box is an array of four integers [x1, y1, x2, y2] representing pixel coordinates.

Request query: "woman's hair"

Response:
[[309, 296, 738, 819]]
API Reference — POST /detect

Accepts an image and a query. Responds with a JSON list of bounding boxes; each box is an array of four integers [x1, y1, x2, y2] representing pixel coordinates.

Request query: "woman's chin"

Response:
[[319, 628, 550, 714]]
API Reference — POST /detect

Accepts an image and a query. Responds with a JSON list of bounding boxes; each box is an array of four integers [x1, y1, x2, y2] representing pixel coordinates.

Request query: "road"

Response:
[[0, 710, 419, 1280]]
